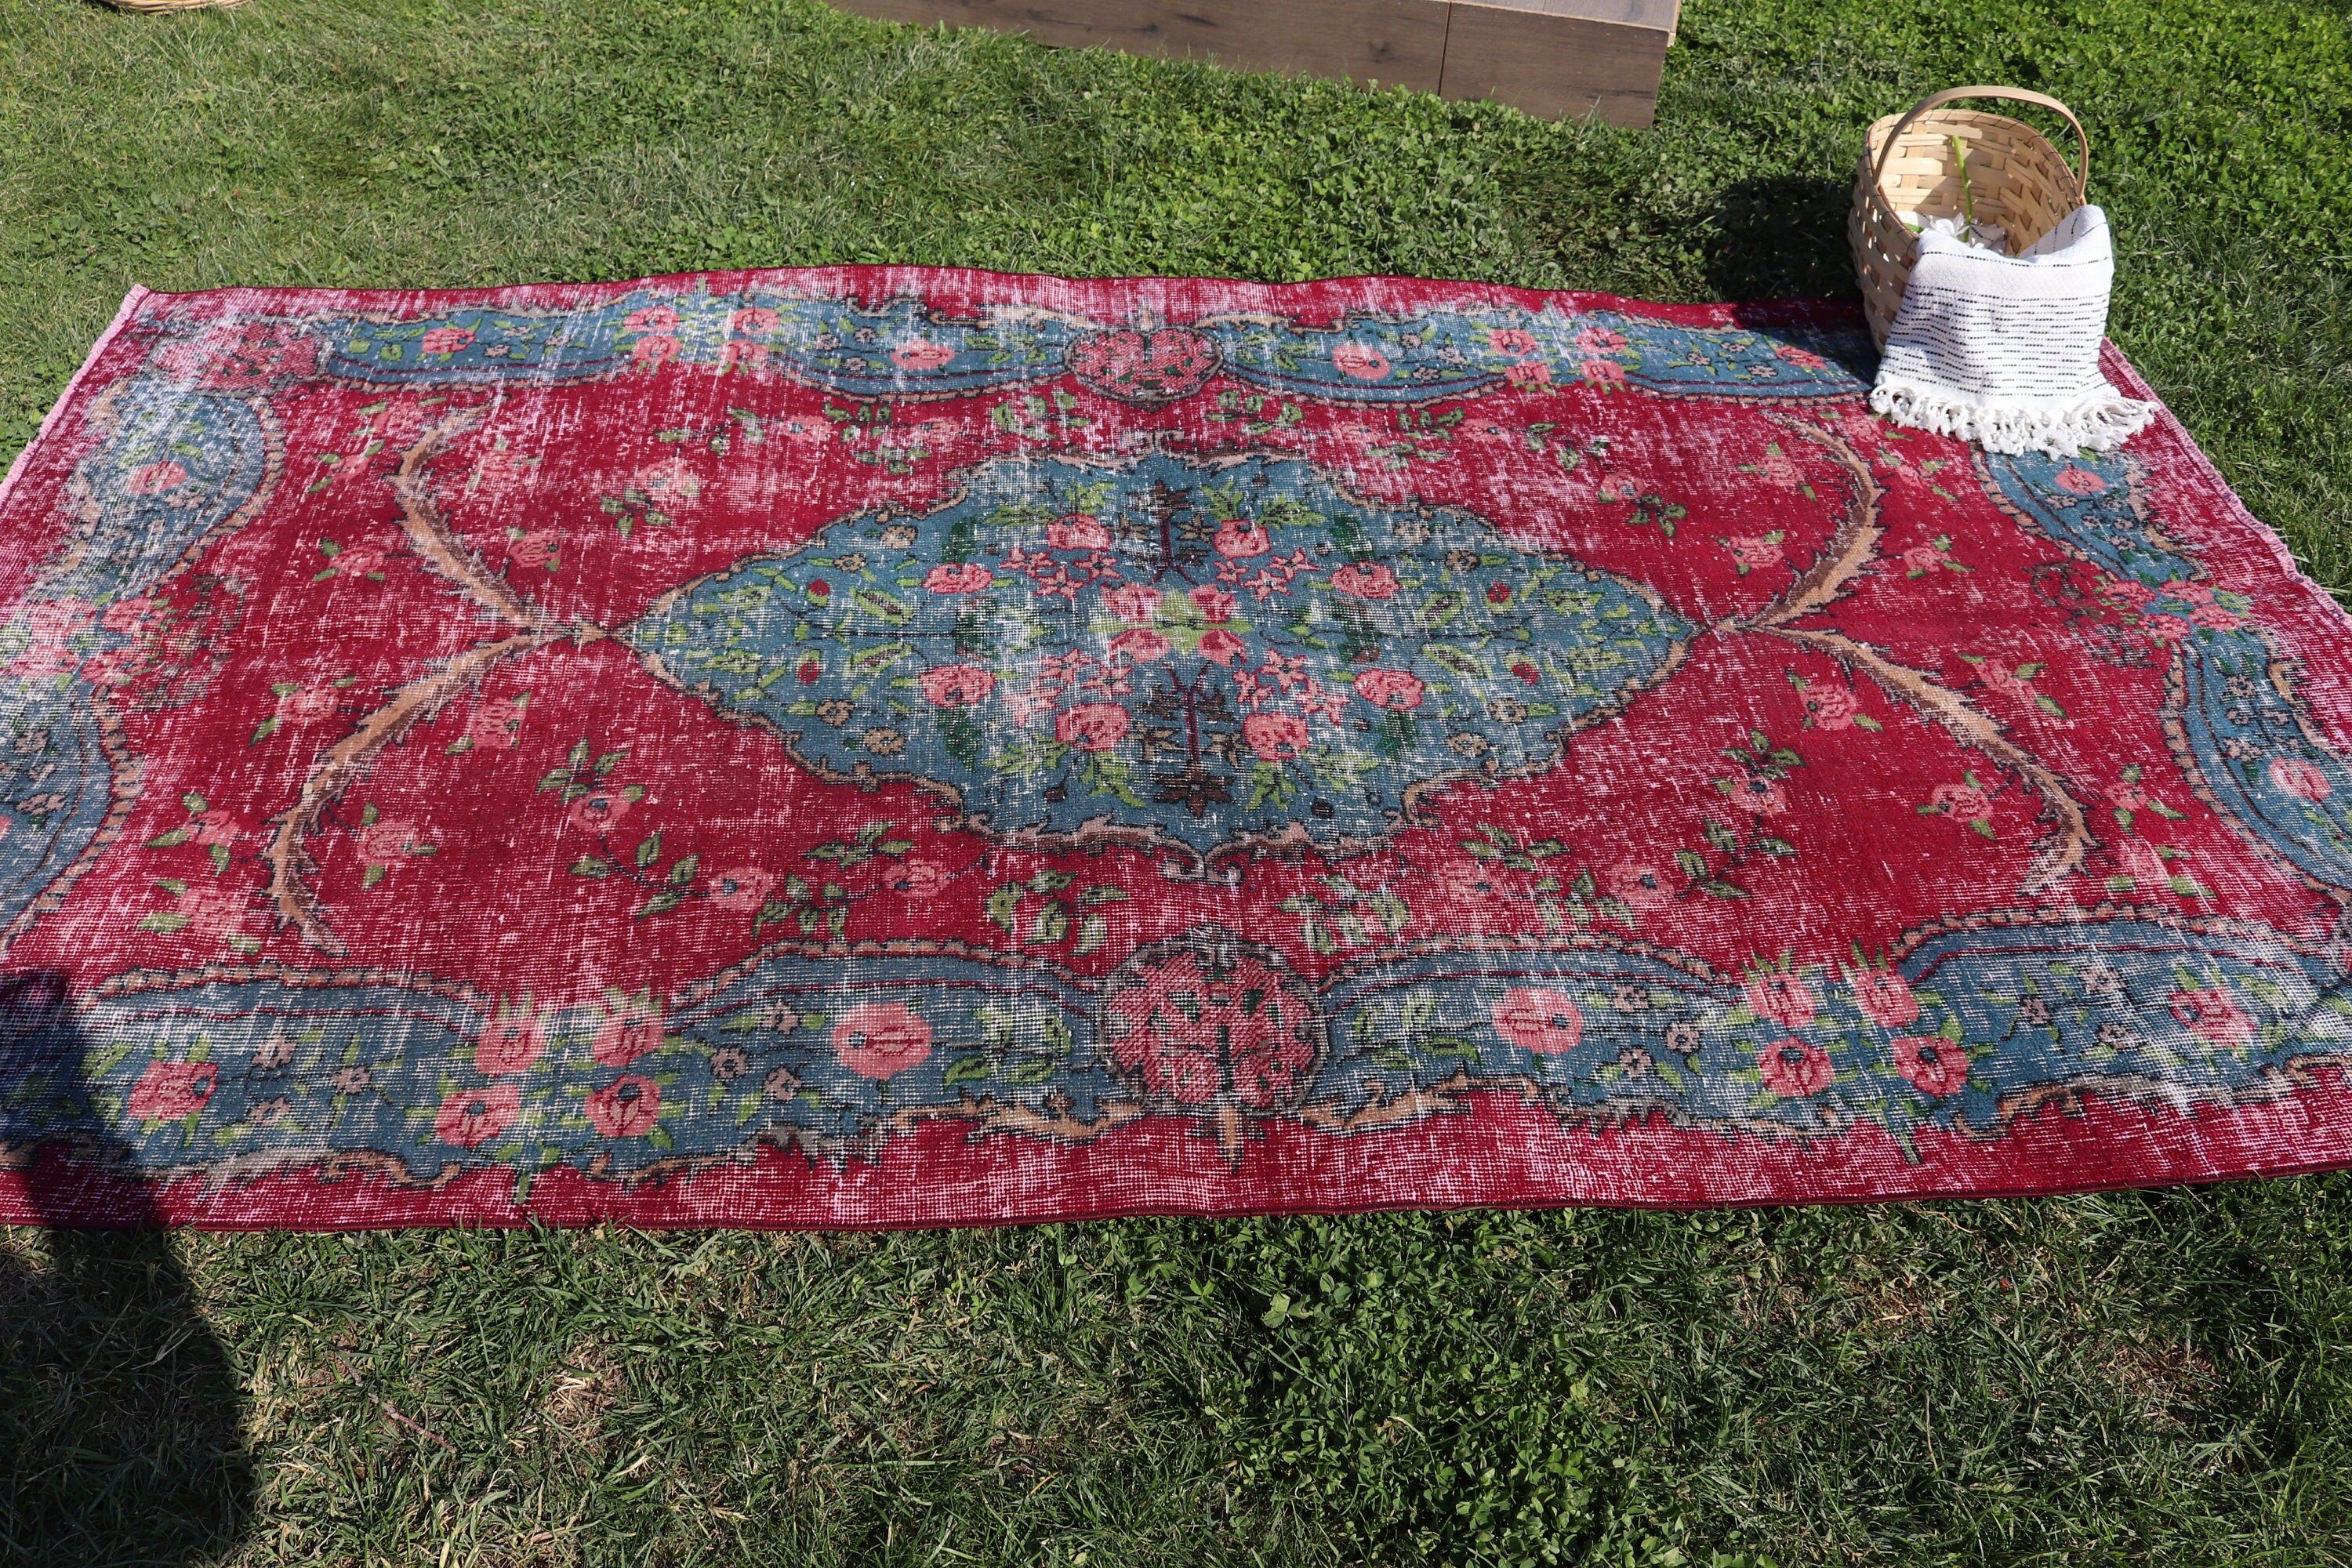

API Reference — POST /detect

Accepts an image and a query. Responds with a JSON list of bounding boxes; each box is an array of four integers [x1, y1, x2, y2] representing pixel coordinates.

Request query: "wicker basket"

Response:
[[101, 0, 250, 11], [1849, 85, 2089, 350]]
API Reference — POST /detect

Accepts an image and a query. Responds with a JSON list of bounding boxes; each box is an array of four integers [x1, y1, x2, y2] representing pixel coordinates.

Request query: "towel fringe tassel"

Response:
[[1869, 379, 2156, 458]]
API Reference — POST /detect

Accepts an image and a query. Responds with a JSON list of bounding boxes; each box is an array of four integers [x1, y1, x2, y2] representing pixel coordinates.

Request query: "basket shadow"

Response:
[[1, 971, 254, 1566]]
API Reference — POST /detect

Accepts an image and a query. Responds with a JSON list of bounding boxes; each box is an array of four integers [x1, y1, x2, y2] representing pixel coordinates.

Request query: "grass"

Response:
[[1, 0, 2349, 1561]]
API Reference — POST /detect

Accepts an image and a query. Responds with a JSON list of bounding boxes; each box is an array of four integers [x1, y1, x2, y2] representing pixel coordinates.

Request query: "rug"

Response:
[[4, 268, 2351, 1229]]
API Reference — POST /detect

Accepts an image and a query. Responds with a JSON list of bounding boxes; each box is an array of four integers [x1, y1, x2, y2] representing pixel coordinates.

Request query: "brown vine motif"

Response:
[[265, 409, 579, 953], [1730, 419, 2093, 895]]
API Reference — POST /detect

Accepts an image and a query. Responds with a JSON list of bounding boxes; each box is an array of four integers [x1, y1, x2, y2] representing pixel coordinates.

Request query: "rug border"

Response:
[[7, 1074, 2350, 1230]]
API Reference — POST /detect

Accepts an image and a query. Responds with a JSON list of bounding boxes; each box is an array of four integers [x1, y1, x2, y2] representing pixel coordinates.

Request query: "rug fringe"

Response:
[[1869, 377, 2156, 458]]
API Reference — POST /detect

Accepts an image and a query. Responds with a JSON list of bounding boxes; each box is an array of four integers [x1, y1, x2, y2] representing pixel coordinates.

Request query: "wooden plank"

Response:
[[1439, 0, 1675, 128], [827, 0, 1450, 92], [823, 0, 1675, 129]]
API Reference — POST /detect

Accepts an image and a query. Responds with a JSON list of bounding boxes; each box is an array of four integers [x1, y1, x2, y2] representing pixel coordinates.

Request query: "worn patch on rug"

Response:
[[3, 269, 2351, 1227]]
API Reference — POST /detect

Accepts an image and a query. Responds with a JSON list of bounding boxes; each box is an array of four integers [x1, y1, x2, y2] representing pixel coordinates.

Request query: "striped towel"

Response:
[[1871, 205, 2155, 456]]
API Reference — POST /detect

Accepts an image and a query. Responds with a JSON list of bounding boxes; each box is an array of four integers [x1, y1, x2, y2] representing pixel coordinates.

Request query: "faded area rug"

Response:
[[5, 268, 2352, 1228]]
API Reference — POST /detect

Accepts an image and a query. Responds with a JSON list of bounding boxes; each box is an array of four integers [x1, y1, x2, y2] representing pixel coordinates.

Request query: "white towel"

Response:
[[1871, 204, 2155, 456]]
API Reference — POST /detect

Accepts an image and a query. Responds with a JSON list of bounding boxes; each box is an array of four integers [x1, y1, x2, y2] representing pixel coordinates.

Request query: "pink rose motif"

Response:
[[175, 886, 254, 942], [1047, 514, 1112, 550], [2107, 780, 2154, 812], [568, 790, 633, 833], [2169, 985, 2255, 1049], [919, 663, 996, 707], [622, 306, 681, 334], [1744, 971, 1818, 1030], [2191, 601, 2244, 631], [2101, 577, 2156, 610], [593, 1007, 666, 1069], [1979, 661, 2034, 701], [833, 1002, 935, 1079], [21, 601, 94, 641], [1603, 861, 1671, 913], [1757, 1038, 1834, 1098], [434, 1083, 520, 1149], [1330, 562, 1400, 600], [1214, 521, 1270, 559], [124, 460, 190, 495], [1331, 343, 1392, 381], [2053, 466, 2109, 496], [2118, 836, 2171, 886], [630, 335, 681, 370], [353, 818, 416, 866], [1725, 535, 1784, 570], [193, 811, 241, 848], [476, 1013, 545, 1074], [1492, 989, 1584, 1054], [6, 644, 78, 680], [1110, 627, 1171, 662], [1593, 470, 1639, 503], [1773, 343, 1829, 371], [277, 684, 340, 724], [730, 307, 779, 335], [1574, 327, 1629, 354], [1102, 585, 1163, 623], [81, 649, 141, 690], [2142, 613, 2195, 643], [1055, 702, 1131, 753], [1490, 328, 1541, 356], [1849, 968, 1920, 1029], [710, 866, 777, 914], [1900, 544, 1945, 575], [129, 1060, 218, 1121], [1892, 1036, 1969, 1097], [2270, 756, 2333, 801], [586, 1075, 661, 1138], [1929, 781, 1993, 822], [1726, 775, 1788, 815], [420, 325, 476, 357], [1807, 684, 1861, 729], [1842, 414, 1886, 447], [924, 563, 995, 594], [2161, 579, 2216, 606], [1581, 359, 1628, 387], [509, 531, 560, 568], [1196, 629, 1247, 666], [468, 697, 524, 751], [1504, 361, 1552, 388], [333, 544, 387, 579], [1352, 668, 1425, 711], [1189, 586, 1236, 622], [888, 860, 954, 898], [101, 596, 165, 635], [719, 340, 768, 374], [891, 341, 957, 372], [1243, 711, 1312, 762]]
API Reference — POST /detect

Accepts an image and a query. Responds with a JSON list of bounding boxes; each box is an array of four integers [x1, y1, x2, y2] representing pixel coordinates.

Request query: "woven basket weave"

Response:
[[1849, 85, 2089, 350], [102, 0, 250, 11]]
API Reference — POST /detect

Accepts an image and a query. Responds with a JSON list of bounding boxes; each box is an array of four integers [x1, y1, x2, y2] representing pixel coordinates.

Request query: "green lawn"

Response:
[[3, 0, 2350, 1563]]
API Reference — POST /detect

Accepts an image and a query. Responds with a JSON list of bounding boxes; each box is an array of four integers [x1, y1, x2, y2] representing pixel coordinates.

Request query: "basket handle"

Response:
[[1868, 85, 2090, 209]]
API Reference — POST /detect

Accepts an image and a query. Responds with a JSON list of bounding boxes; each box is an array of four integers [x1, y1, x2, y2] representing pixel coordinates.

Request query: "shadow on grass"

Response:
[[1, 971, 252, 1566], [1704, 173, 1859, 304]]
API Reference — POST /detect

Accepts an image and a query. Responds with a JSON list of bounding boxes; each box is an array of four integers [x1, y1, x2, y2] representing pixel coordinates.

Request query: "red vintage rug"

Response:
[[3, 267, 2350, 1229]]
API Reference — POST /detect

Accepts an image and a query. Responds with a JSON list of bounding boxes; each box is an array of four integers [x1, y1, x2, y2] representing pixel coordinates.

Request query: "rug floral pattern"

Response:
[[3, 269, 2350, 1224]]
